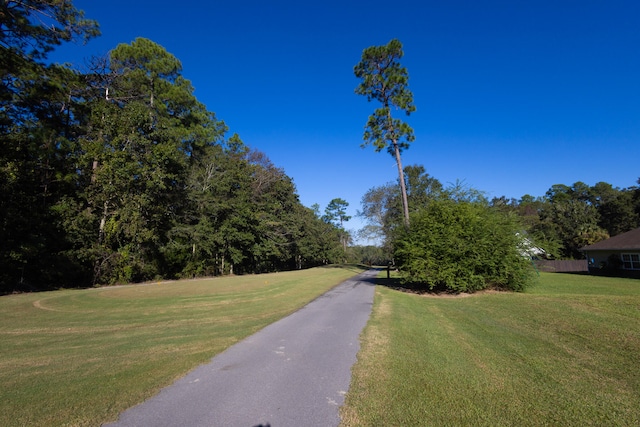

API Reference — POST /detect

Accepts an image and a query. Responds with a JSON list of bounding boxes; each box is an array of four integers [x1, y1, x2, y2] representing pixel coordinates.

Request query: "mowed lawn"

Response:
[[340, 272, 640, 426], [0, 265, 366, 427]]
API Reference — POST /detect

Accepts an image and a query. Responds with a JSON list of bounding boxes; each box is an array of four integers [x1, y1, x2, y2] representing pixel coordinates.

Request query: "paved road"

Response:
[[104, 269, 378, 427]]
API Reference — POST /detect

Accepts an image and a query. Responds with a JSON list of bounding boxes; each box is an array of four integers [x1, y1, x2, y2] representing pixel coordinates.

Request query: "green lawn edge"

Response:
[[341, 272, 640, 426]]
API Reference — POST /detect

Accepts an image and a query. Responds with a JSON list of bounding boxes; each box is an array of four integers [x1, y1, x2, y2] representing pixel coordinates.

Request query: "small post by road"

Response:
[[387, 262, 391, 279]]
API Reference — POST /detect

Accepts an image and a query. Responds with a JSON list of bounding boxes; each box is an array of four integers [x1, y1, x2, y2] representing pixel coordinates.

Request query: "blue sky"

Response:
[[51, 0, 640, 240]]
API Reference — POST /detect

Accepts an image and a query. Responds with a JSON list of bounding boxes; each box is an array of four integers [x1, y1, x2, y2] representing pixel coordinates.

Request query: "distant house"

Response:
[[516, 233, 546, 259], [580, 228, 640, 278]]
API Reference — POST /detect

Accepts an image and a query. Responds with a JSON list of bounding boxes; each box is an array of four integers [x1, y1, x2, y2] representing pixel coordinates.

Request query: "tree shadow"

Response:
[[370, 273, 480, 296], [370, 276, 400, 287]]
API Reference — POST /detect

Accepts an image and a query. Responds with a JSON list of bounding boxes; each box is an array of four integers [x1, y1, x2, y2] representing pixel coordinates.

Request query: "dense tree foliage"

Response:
[[360, 163, 639, 291], [0, 7, 347, 292], [349, 245, 389, 266], [395, 199, 533, 292], [358, 164, 444, 251], [362, 167, 640, 263], [1, 0, 99, 289], [361, 167, 535, 292], [492, 180, 640, 259], [323, 198, 351, 228]]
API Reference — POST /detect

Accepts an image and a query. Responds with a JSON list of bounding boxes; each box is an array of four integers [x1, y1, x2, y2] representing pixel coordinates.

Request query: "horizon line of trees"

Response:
[[490, 179, 640, 259], [1, 2, 351, 293], [359, 165, 640, 263], [358, 163, 639, 292]]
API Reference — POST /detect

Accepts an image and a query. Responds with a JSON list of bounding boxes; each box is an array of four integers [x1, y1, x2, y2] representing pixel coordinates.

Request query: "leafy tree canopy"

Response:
[[395, 199, 534, 293], [323, 198, 351, 228], [0, 0, 99, 61]]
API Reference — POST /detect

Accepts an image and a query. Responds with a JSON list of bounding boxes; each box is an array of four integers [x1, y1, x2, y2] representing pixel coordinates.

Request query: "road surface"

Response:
[[104, 269, 378, 427]]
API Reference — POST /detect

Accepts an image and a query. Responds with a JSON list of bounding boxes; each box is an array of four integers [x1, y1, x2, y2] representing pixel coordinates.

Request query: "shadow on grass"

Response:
[[370, 273, 487, 296], [366, 276, 399, 288]]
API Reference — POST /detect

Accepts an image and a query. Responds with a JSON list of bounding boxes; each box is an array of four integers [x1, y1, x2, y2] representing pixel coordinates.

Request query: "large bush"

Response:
[[394, 199, 534, 292]]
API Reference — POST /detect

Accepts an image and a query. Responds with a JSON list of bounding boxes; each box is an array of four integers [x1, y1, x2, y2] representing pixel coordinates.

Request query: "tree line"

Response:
[[491, 180, 640, 259], [359, 164, 640, 290], [0, 2, 348, 293], [360, 165, 640, 259]]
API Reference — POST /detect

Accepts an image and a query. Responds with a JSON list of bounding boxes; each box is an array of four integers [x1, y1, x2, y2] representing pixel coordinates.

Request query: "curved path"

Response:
[[104, 269, 378, 427]]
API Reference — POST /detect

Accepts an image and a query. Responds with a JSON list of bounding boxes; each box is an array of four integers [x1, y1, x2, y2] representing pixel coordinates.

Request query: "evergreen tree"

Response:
[[592, 181, 640, 236], [323, 198, 352, 253], [404, 165, 443, 211], [354, 39, 416, 227], [69, 38, 224, 284]]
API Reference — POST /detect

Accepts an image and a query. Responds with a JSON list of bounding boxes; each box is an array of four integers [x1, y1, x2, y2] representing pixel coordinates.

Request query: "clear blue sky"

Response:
[[51, 0, 640, 240]]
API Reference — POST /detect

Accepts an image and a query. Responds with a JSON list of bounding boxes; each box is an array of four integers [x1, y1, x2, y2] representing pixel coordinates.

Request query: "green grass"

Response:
[[341, 272, 640, 427], [0, 265, 366, 427]]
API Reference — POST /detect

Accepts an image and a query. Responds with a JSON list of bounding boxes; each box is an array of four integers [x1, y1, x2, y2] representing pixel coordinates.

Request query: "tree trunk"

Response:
[[98, 201, 108, 243], [393, 140, 410, 227], [91, 160, 98, 183]]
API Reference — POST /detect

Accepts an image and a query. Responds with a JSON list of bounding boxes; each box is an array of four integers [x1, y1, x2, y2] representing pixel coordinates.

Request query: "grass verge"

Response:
[[340, 272, 640, 426], [0, 264, 366, 427]]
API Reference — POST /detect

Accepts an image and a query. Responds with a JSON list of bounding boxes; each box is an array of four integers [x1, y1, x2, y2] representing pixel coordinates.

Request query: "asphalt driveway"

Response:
[[104, 268, 378, 427]]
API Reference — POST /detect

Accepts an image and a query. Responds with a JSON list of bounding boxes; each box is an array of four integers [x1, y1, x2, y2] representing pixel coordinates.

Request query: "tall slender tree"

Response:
[[323, 198, 351, 252], [354, 39, 416, 227]]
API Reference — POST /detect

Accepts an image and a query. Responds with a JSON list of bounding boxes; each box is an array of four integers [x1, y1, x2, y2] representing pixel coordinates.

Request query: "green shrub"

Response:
[[394, 199, 534, 292]]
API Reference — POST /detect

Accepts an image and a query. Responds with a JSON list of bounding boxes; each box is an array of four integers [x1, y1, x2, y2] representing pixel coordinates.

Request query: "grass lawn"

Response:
[[340, 272, 640, 427], [0, 264, 366, 427]]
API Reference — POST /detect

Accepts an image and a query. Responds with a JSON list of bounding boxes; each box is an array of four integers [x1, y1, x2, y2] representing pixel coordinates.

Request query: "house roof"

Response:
[[581, 227, 640, 251]]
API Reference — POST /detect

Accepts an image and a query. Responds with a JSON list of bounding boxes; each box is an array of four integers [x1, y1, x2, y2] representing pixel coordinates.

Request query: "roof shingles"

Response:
[[581, 227, 640, 251]]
